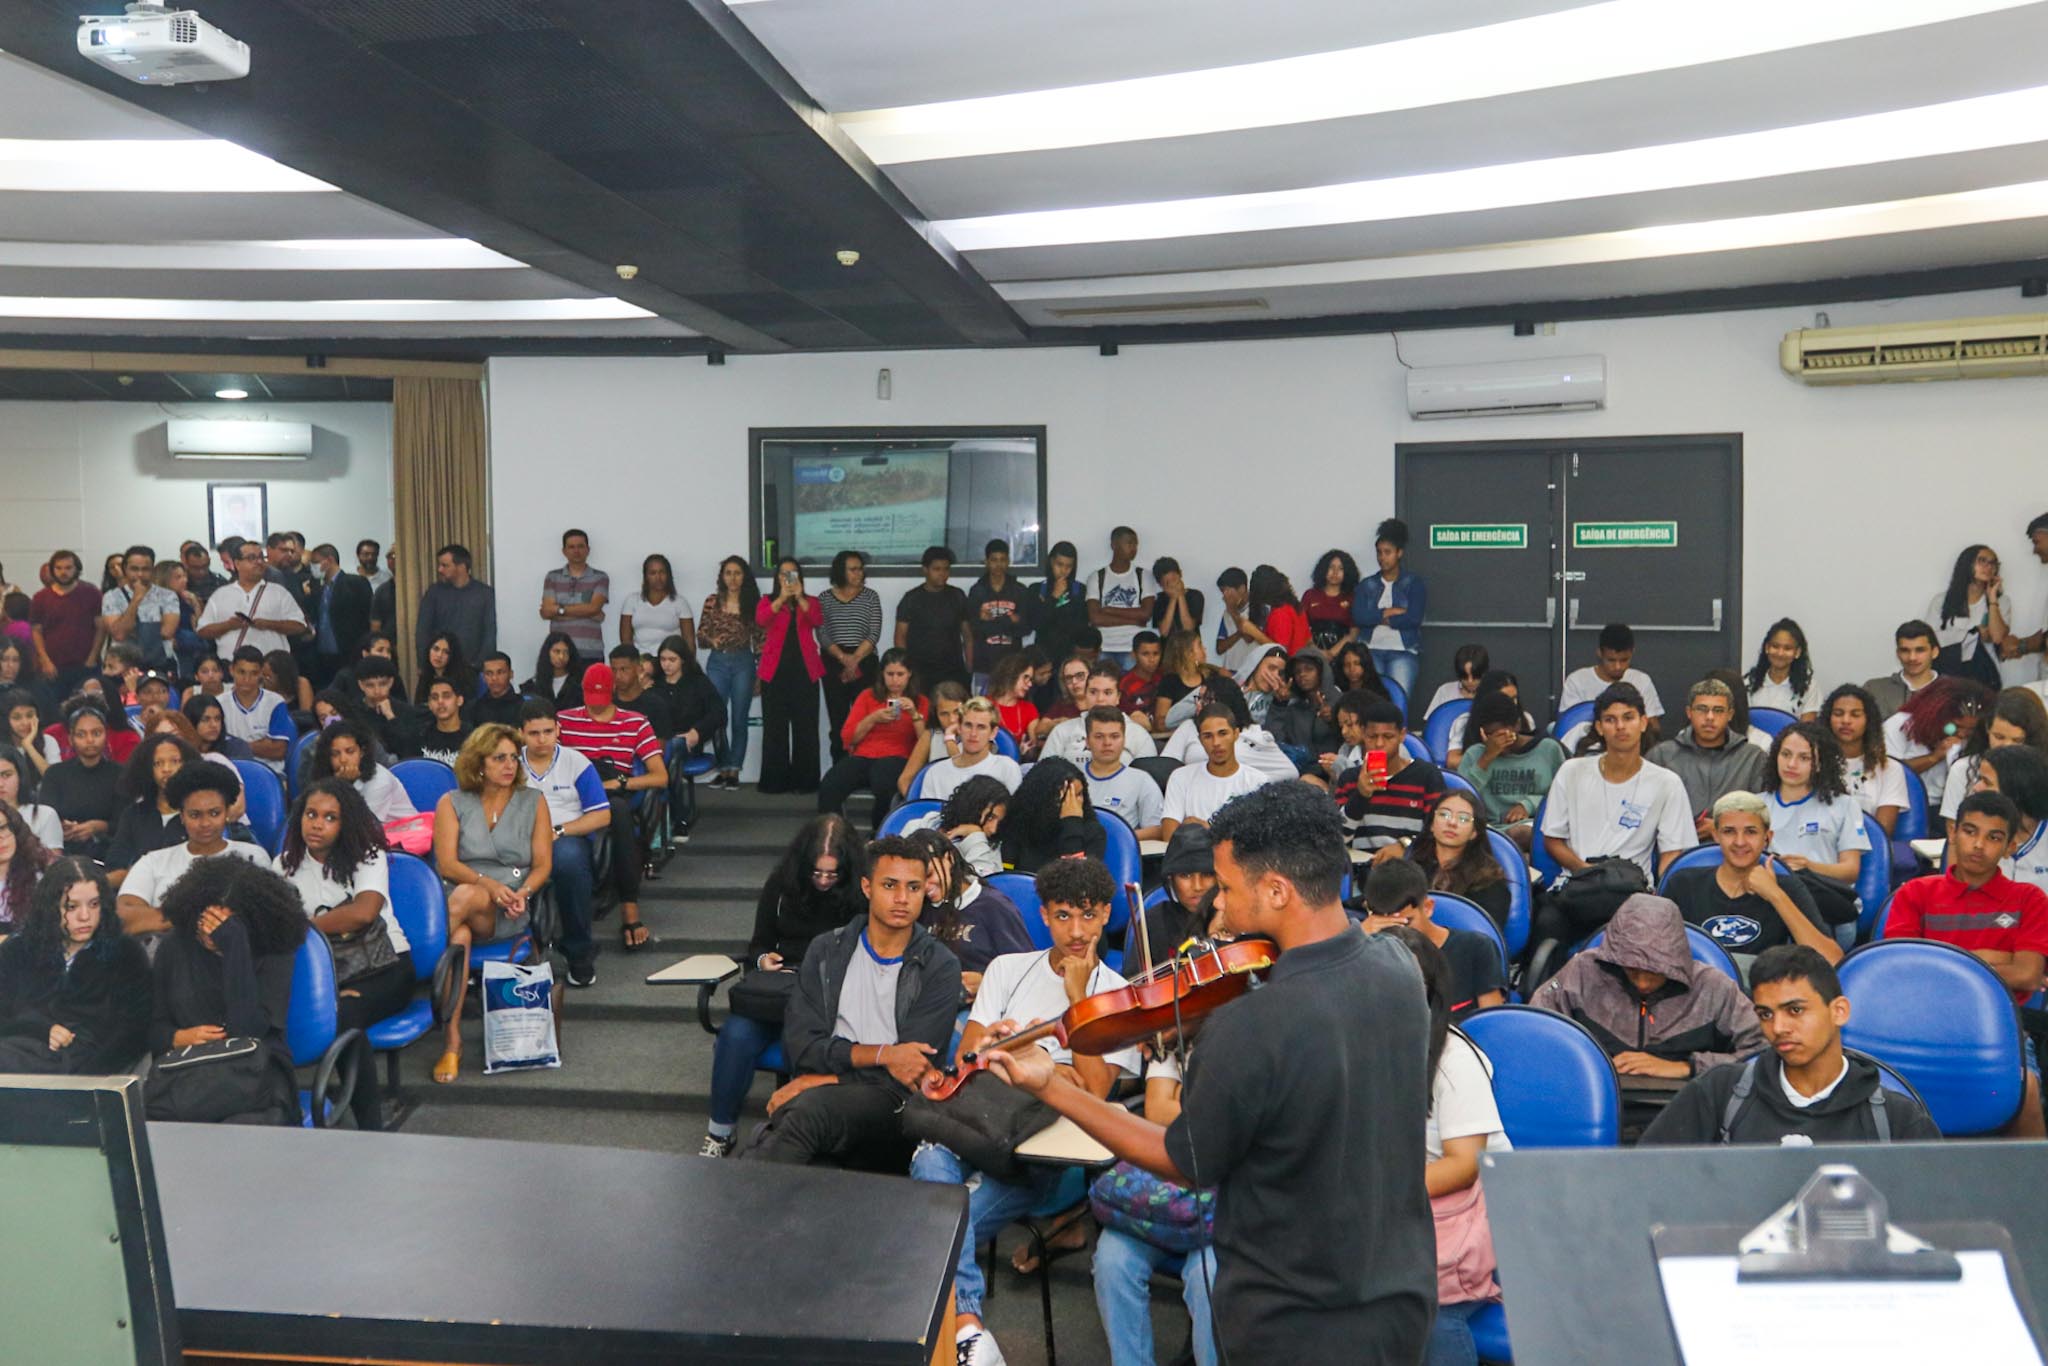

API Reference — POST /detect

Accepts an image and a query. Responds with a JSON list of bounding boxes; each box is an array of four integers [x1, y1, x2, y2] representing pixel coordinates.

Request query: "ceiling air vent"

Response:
[[1781, 313, 2048, 384], [1046, 297, 1270, 321]]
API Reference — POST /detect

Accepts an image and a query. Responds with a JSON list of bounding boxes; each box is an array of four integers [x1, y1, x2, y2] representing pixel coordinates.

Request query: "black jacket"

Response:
[[0, 935, 152, 1073], [1000, 813, 1106, 874], [652, 674, 726, 744], [747, 881, 865, 967], [783, 915, 960, 1087], [321, 573, 373, 661], [1640, 1048, 1942, 1146], [1264, 694, 1339, 757]]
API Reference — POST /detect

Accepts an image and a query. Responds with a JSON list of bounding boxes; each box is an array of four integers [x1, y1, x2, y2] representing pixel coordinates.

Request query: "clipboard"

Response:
[[1650, 1165, 2046, 1364]]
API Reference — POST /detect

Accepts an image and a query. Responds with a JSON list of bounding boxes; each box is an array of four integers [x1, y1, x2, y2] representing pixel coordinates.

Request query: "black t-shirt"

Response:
[[617, 688, 674, 742], [1151, 587, 1207, 634], [895, 585, 971, 679], [40, 758, 122, 848], [1164, 929, 1433, 1362], [417, 719, 474, 767], [465, 689, 523, 730], [1157, 675, 1197, 707], [1033, 579, 1091, 665], [1663, 864, 1824, 957], [965, 577, 1034, 674], [1439, 926, 1506, 1018]]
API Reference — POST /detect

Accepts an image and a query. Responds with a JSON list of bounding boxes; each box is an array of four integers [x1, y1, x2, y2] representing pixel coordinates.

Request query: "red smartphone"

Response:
[[1366, 750, 1389, 784]]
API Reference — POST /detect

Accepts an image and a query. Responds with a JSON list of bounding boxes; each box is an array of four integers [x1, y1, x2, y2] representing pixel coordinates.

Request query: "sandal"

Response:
[[1011, 1205, 1091, 1274], [432, 1050, 460, 1085], [621, 918, 650, 952]]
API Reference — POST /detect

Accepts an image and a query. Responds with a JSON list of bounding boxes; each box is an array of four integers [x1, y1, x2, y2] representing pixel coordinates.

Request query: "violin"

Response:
[[918, 936, 1274, 1102]]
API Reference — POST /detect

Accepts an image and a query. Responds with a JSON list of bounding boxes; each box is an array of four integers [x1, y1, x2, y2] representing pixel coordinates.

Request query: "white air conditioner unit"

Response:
[[166, 418, 313, 461], [1406, 355, 1606, 420], [1780, 313, 2048, 385]]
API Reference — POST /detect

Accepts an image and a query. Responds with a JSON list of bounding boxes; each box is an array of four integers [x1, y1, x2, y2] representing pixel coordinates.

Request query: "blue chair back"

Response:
[[390, 758, 457, 814], [286, 928, 339, 1068], [1094, 809, 1142, 930], [1656, 843, 1725, 891], [385, 852, 448, 982], [1400, 734, 1429, 764], [1375, 675, 1408, 721], [1430, 893, 1510, 979], [232, 759, 287, 853], [1747, 707, 1798, 741], [907, 762, 933, 801], [1527, 796, 1561, 885], [1895, 766, 1930, 843], [989, 873, 1049, 950], [1422, 699, 1471, 764], [286, 729, 319, 797], [1581, 923, 1740, 983], [993, 728, 1021, 760], [1838, 938, 2024, 1135], [1550, 701, 1593, 740], [878, 799, 944, 838], [1485, 828, 1533, 957], [1440, 769, 1479, 803], [1856, 813, 1892, 917], [1460, 1005, 1619, 1147]]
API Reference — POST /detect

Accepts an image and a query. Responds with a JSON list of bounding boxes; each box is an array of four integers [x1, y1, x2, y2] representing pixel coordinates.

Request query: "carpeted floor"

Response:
[[385, 784, 1195, 1366]]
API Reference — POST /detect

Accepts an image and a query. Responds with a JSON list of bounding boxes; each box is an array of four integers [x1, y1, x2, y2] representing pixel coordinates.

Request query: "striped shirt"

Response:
[[543, 565, 610, 660], [819, 585, 883, 651], [555, 705, 661, 780], [1337, 757, 1446, 851]]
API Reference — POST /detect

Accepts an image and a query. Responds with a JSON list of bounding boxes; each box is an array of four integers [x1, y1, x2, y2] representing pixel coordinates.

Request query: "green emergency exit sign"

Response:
[[1573, 520, 1677, 549], [1429, 523, 1527, 550]]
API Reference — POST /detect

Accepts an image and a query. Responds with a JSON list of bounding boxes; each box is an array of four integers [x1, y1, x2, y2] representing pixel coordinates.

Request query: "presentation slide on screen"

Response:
[[791, 449, 950, 561]]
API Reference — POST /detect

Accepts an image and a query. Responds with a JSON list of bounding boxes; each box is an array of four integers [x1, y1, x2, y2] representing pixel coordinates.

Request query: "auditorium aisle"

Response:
[[392, 787, 1142, 1366]]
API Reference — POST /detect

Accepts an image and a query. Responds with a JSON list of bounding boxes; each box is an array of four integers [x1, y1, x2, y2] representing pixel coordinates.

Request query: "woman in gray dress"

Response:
[[430, 722, 552, 1084]]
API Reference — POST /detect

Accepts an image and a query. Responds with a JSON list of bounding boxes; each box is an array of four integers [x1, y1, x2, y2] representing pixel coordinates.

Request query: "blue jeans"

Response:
[[709, 1012, 784, 1127], [705, 649, 756, 772], [1093, 1227, 1218, 1366], [1426, 1299, 1490, 1366], [909, 1142, 1069, 1319], [550, 833, 596, 968], [1372, 648, 1420, 701]]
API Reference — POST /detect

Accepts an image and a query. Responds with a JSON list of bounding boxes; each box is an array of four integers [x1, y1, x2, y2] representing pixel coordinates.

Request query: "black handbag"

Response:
[[144, 1037, 299, 1125], [727, 968, 799, 1024], [901, 1069, 1056, 1182], [1549, 855, 1649, 934], [1791, 869, 1862, 927]]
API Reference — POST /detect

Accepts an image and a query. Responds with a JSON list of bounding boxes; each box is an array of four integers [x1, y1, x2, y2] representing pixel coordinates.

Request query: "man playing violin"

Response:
[[911, 856, 1143, 1366], [987, 781, 1436, 1365]]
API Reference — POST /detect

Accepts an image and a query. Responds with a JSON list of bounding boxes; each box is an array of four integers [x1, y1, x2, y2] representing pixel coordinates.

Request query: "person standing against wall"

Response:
[[1087, 526, 1155, 671], [416, 544, 496, 675], [700, 557, 762, 791], [755, 558, 824, 796], [308, 544, 371, 689], [1354, 518, 1425, 704], [30, 551, 101, 696], [819, 551, 882, 764], [540, 528, 609, 663]]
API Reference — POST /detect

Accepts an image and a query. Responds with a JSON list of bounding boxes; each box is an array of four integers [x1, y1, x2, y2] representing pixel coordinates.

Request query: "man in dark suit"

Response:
[[308, 542, 371, 687]]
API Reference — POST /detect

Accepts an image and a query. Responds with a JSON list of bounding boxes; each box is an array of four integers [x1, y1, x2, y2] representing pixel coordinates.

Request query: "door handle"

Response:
[[1435, 600, 1555, 629], [1626, 599, 1725, 633]]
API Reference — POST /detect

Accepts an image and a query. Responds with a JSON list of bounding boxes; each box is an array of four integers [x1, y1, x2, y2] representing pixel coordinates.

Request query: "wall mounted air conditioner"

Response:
[[166, 418, 313, 460], [1406, 355, 1606, 420], [1781, 313, 2048, 385]]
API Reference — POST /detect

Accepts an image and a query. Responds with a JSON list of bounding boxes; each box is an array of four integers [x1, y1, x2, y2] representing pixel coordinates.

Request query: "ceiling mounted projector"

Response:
[[77, 3, 249, 84]]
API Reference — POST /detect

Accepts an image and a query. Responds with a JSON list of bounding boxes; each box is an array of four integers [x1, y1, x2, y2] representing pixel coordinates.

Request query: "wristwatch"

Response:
[[552, 825, 565, 840]]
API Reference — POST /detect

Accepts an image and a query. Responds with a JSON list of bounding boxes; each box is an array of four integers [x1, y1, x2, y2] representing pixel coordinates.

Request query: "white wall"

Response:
[[488, 285, 2048, 694], [0, 399, 394, 589]]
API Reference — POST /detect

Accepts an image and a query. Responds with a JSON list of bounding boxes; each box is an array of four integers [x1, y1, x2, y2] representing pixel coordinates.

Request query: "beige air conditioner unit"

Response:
[[1781, 313, 2048, 385]]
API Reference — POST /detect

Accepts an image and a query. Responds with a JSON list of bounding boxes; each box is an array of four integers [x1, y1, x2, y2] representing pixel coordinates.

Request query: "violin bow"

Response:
[[1129, 880, 1171, 1060]]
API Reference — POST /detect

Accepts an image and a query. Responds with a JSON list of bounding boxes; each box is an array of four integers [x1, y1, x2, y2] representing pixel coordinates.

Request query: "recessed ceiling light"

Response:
[[214, 388, 248, 400], [838, 0, 2035, 164], [935, 84, 2048, 251], [0, 138, 332, 193], [0, 296, 656, 322]]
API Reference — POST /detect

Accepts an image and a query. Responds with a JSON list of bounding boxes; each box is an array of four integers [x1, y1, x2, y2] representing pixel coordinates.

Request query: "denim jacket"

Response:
[[1350, 570, 1426, 652]]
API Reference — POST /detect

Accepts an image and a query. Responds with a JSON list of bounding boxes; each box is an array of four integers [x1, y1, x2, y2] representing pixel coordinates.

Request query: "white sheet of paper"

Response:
[[1658, 1251, 2042, 1365]]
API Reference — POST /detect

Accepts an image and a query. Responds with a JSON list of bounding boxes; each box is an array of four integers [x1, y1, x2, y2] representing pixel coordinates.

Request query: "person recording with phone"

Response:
[[754, 556, 825, 795], [1336, 694, 1445, 864], [817, 648, 928, 830]]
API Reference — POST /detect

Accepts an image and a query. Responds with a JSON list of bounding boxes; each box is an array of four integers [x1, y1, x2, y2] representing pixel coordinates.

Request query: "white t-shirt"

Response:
[[921, 751, 1023, 804], [2002, 820, 2048, 893], [1747, 676, 1816, 718], [197, 580, 307, 659], [1425, 682, 1475, 717], [1539, 755, 1694, 879], [1160, 719, 1298, 782], [972, 949, 1142, 1074], [283, 847, 409, 954], [17, 802, 61, 851], [618, 591, 691, 644], [1084, 764, 1164, 833], [1557, 666, 1665, 718], [31, 734, 60, 766], [1927, 590, 2009, 653], [1087, 564, 1149, 653], [1367, 577, 1404, 653], [1881, 713, 1951, 806], [1842, 754, 1909, 818], [1777, 1055, 1850, 1110], [356, 767, 417, 823], [832, 934, 900, 1045], [1042, 715, 1157, 767], [1767, 791, 1871, 863], [122, 841, 272, 907], [1427, 1031, 1512, 1161], [221, 688, 296, 774], [1162, 762, 1271, 826], [1939, 753, 1985, 822]]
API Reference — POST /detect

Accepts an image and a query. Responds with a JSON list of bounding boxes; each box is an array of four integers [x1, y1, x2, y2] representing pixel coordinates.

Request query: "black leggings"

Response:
[[816, 754, 909, 827], [335, 952, 414, 1131]]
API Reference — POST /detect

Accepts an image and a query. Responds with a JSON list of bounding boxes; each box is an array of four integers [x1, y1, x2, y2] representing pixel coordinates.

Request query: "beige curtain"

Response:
[[391, 376, 489, 694]]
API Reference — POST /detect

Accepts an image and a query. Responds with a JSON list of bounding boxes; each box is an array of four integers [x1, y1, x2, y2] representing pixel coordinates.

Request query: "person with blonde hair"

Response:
[[916, 696, 1022, 804], [430, 722, 552, 1083]]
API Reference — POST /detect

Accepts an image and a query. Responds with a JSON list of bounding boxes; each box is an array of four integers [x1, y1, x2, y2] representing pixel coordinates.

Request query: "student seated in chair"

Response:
[[1662, 792, 1837, 969], [1883, 791, 2048, 1138], [1648, 677, 1768, 843], [1160, 704, 1272, 842], [416, 677, 474, 766], [742, 834, 961, 1169], [911, 856, 1143, 1366], [1558, 622, 1665, 728], [1640, 945, 1940, 1146], [116, 763, 271, 937], [1360, 858, 1505, 1018], [1335, 694, 1444, 862], [1528, 893, 1762, 1083], [914, 697, 1021, 805], [1861, 619, 1941, 720], [1041, 661, 1158, 767], [1078, 706, 1163, 843]]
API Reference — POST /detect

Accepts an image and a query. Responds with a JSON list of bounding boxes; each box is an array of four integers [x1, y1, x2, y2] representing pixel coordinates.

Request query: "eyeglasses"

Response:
[[810, 866, 841, 882], [1434, 810, 1475, 827]]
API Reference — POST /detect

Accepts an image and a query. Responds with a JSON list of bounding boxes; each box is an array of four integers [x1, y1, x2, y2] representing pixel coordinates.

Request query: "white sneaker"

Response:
[[698, 1132, 735, 1159], [955, 1329, 1006, 1366]]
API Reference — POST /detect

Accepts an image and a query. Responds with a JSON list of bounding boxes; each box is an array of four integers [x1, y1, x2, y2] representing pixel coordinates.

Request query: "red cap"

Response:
[[581, 663, 615, 707]]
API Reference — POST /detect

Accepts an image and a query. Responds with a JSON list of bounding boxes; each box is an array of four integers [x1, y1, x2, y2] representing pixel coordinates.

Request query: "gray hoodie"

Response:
[[1647, 725, 1769, 824]]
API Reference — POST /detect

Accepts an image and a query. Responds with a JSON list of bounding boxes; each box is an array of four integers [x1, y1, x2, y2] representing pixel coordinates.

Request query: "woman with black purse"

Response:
[[699, 814, 865, 1158], [280, 778, 410, 1130], [145, 855, 308, 1125], [0, 858, 150, 1073]]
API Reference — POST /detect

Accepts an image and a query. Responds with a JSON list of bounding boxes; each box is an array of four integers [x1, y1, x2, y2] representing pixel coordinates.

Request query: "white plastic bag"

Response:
[[482, 959, 561, 1073]]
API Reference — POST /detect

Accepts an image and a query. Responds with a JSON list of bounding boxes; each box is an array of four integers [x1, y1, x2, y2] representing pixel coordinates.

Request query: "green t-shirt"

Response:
[[1459, 736, 1567, 821]]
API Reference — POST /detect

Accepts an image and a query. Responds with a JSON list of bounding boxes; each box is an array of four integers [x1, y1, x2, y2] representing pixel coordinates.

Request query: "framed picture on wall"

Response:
[[207, 482, 268, 549]]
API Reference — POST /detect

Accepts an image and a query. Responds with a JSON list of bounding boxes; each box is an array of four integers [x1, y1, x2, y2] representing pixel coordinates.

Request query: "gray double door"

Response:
[[1394, 435, 1743, 729]]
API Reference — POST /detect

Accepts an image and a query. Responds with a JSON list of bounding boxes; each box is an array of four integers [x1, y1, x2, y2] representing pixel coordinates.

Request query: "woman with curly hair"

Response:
[[418, 631, 474, 702], [1328, 642, 1389, 709], [1824, 684, 1907, 834], [1883, 676, 1993, 807], [905, 826, 1030, 999], [1745, 618, 1819, 721], [1762, 721, 1869, 927], [0, 858, 148, 1073], [146, 854, 308, 1124], [937, 774, 1009, 876], [1302, 548, 1362, 653], [281, 778, 409, 1130], [309, 718, 417, 824], [0, 802, 56, 934], [104, 731, 202, 884], [997, 756, 1106, 873]]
